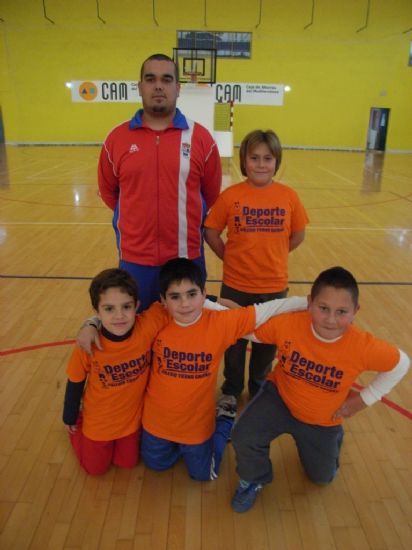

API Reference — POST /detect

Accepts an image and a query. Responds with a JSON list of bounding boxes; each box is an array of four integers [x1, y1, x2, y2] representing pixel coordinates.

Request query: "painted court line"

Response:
[[0, 339, 76, 356], [318, 166, 357, 186], [0, 340, 410, 422], [0, 222, 110, 225], [352, 382, 412, 421]]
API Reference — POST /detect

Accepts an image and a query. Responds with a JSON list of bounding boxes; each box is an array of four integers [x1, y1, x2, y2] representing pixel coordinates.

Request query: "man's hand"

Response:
[[332, 389, 367, 421], [77, 325, 102, 355]]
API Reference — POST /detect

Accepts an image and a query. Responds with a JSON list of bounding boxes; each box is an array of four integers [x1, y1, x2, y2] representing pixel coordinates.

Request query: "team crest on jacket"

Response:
[[182, 142, 191, 158]]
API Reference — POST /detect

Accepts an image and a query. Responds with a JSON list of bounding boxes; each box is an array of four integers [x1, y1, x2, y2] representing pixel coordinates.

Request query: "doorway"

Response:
[[366, 107, 390, 151]]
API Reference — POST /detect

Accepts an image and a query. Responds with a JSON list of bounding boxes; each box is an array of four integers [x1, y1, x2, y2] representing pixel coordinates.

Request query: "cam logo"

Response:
[[182, 142, 191, 158], [79, 81, 98, 101]]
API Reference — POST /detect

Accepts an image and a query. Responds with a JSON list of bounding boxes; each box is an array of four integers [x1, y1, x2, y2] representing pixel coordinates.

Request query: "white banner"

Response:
[[71, 81, 139, 102], [70, 80, 284, 106], [213, 82, 284, 106]]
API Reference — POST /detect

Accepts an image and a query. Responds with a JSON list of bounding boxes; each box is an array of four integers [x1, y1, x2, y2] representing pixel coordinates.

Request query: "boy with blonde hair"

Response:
[[205, 129, 308, 416]]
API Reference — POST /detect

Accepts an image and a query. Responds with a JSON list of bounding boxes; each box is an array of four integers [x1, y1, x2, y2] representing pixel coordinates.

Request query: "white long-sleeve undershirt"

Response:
[[360, 349, 410, 405]]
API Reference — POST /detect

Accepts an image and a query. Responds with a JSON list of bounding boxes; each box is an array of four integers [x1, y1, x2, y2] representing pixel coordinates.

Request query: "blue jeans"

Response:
[[141, 416, 233, 481], [232, 381, 344, 485], [120, 257, 207, 312]]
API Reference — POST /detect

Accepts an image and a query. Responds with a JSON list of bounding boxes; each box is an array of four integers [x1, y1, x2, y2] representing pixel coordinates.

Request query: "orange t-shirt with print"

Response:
[[204, 181, 309, 293], [255, 311, 400, 426], [67, 302, 169, 441], [142, 306, 256, 444]]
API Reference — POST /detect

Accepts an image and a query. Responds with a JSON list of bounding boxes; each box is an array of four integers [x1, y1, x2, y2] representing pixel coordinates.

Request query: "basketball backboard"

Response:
[[173, 48, 217, 84]]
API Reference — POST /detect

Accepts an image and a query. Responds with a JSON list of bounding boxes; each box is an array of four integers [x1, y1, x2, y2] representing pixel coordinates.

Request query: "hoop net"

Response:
[[188, 72, 200, 84], [182, 71, 204, 87]]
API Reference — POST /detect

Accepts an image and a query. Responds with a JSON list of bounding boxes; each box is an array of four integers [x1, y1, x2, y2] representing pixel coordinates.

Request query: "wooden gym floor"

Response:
[[0, 145, 411, 549]]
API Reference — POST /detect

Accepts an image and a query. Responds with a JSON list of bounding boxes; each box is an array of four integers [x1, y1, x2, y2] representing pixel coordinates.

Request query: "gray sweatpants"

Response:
[[232, 381, 344, 485]]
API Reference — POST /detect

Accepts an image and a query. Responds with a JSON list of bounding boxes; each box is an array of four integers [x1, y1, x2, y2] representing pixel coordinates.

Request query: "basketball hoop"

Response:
[[184, 71, 202, 85]]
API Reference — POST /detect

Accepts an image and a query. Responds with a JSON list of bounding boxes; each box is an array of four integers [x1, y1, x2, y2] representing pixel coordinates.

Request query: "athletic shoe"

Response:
[[216, 394, 237, 418], [231, 480, 263, 513]]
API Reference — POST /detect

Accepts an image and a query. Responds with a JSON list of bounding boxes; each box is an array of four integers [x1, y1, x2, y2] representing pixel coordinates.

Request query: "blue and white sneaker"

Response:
[[231, 480, 263, 513], [216, 394, 237, 419]]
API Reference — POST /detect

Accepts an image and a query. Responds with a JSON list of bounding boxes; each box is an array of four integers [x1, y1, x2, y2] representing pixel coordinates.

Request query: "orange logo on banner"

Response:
[[79, 81, 98, 101]]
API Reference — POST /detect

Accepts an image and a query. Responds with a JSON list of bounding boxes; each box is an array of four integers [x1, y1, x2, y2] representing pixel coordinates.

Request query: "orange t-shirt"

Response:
[[204, 181, 309, 292], [142, 306, 256, 444], [255, 311, 400, 426], [66, 302, 169, 441]]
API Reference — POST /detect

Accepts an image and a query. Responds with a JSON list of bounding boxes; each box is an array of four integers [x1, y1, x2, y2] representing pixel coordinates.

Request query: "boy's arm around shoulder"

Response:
[[204, 296, 240, 310], [137, 301, 171, 335], [76, 302, 169, 355], [254, 296, 308, 328], [236, 295, 308, 343], [77, 317, 102, 355]]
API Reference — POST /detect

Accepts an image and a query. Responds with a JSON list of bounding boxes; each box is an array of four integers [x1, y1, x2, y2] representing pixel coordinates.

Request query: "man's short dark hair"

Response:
[[311, 266, 359, 306], [89, 268, 139, 310], [159, 258, 204, 297], [140, 53, 179, 81]]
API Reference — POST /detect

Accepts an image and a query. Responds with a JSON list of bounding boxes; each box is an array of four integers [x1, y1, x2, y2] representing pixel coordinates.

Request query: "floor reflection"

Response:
[[0, 144, 10, 189], [362, 150, 384, 192]]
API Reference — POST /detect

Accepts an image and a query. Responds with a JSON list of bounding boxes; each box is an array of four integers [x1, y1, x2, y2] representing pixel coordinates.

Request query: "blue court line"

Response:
[[1, 274, 411, 286]]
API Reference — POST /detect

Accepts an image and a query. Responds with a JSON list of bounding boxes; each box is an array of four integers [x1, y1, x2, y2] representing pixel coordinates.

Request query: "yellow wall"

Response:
[[1, 0, 411, 150]]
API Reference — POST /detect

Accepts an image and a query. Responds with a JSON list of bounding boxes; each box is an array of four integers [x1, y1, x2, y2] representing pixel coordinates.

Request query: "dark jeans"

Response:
[[220, 283, 288, 397], [232, 381, 344, 485]]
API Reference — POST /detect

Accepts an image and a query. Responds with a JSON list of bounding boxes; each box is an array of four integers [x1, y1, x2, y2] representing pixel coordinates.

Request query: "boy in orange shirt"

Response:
[[140, 258, 308, 481], [230, 266, 410, 512], [205, 129, 309, 416], [63, 268, 169, 475]]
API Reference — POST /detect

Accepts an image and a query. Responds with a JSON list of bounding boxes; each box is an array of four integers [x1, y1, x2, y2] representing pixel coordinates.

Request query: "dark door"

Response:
[[366, 107, 390, 152]]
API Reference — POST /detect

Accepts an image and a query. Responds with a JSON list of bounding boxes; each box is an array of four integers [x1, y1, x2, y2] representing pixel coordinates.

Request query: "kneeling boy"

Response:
[[141, 258, 307, 481], [63, 269, 169, 475], [230, 266, 410, 512]]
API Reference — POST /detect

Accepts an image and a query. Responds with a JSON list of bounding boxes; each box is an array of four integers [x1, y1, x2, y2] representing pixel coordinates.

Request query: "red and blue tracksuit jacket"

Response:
[[98, 108, 222, 266]]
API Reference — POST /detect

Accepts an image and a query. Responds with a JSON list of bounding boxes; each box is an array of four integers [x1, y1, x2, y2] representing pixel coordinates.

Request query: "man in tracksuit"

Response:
[[98, 53, 222, 311]]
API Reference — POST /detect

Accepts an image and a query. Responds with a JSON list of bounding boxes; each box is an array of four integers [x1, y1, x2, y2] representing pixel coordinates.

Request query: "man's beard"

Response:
[[152, 105, 167, 113]]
